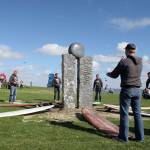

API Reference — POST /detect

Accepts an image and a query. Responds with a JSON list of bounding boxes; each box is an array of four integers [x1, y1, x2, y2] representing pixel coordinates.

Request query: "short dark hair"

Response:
[[125, 43, 136, 50], [148, 72, 150, 75]]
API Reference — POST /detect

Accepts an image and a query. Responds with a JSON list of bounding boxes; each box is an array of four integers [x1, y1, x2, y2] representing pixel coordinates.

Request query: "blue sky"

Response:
[[0, 0, 150, 88]]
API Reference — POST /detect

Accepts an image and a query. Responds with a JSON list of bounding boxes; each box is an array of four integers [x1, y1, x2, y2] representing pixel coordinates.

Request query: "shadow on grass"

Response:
[[144, 128, 150, 136], [48, 113, 117, 140], [0, 99, 5, 102], [129, 127, 150, 136], [75, 113, 87, 122], [49, 120, 111, 139]]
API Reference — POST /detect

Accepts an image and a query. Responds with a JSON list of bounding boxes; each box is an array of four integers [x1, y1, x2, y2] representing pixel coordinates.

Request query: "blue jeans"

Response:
[[118, 88, 144, 142], [95, 88, 102, 102], [9, 86, 17, 102]]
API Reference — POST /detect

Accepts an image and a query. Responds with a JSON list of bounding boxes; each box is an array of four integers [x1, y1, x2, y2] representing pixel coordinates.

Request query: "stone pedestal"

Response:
[[79, 57, 93, 107], [62, 54, 76, 108]]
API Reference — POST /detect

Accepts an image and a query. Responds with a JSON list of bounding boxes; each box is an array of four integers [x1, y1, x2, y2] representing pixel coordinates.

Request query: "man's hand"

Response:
[[145, 88, 149, 92]]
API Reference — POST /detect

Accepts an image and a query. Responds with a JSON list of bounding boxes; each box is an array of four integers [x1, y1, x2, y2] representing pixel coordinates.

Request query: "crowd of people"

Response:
[[0, 43, 149, 143]]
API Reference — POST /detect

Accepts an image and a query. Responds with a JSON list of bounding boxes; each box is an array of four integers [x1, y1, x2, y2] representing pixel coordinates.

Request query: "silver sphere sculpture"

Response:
[[68, 43, 85, 58]]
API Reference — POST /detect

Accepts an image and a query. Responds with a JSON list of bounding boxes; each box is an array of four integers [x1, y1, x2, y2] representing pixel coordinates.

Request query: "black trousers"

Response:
[[54, 87, 60, 100], [95, 88, 102, 101]]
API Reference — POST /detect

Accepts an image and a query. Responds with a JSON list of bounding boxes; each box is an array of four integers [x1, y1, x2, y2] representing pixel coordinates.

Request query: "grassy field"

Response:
[[0, 87, 150, 150]]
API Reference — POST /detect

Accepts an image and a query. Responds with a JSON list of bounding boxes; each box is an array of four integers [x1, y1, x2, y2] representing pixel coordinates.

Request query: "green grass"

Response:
[[101, 92, 150, 107], [0, 87, 150, 150], [0, 87, 54, 103]]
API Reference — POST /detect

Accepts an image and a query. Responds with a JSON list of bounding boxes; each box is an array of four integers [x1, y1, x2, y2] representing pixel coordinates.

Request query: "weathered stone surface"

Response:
[[79, 57, 93, 107], [62, 54, 76, 108]]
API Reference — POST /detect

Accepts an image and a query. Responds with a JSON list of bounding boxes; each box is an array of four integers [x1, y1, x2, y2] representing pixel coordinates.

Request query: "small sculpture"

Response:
[[68, 42, 85, 58]]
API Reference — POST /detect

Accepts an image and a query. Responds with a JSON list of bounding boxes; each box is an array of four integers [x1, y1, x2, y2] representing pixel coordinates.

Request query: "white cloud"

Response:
[[142, 55, 150, 69], [93, 61, 100, 72], [93, 42, 128, 64], [107, 67, 112, 72], [37, 43, 68, 56], [43, 69, 50, 75], [143, 55, 149, 62], [111, 17, 150, 30], [0, 44, 23, 59], [117, 42, 128, 52], [36, 69, 50, 77], [10, 64, 51, 87], [94, 54, 121, 63]]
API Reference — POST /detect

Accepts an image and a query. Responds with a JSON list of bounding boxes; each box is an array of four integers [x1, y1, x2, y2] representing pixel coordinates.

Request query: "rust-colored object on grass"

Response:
[[81, 107, 119, 136]]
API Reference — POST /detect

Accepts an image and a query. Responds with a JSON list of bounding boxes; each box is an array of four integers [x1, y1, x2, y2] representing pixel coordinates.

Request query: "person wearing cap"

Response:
[[9, 70, 19, 103], [107, 43, 144, 142], [146, 72, 150, 89], [53, 73, 61, 101], [93, 74, 103, 102]]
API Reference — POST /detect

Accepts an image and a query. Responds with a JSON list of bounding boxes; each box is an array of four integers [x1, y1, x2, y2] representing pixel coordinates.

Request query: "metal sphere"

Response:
[[68, 42, 85, 58]]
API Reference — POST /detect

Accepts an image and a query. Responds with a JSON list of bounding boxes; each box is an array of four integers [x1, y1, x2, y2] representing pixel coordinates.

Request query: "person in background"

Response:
[[93, 74, 103, 102], [104, 84, 108, 91], [108, 87, 113, 94], [143, 72, 150, 97], [107, 43, 144, 142], [9, 70, 18, 103], [53, 73, 61, 101], [20, 80, 24, 89], [146, 72, 150, 89], [30, 81, 32, 87]]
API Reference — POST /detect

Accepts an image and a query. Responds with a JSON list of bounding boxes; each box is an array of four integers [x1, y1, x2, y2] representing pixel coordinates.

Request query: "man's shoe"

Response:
[[136, 139, 144, 142], [128, 135, 136, 141], [112, 136, 128, 143]]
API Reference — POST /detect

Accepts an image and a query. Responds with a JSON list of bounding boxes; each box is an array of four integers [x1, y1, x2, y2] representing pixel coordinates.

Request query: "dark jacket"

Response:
[[146, 78, 150, 88], [9, 74, 18, 86], [53, 77, 61, 88], [93, 78, 103, 90], [107, 56, 142, 88]]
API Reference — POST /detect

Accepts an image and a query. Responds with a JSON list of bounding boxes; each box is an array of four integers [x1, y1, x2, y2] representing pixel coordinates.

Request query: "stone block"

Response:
[[62, 54, 77, 108], [79, 57, 93, 107]]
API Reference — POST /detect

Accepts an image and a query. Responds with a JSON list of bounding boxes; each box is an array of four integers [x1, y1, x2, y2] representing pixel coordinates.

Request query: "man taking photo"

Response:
[[107, 43, 144, 142]]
